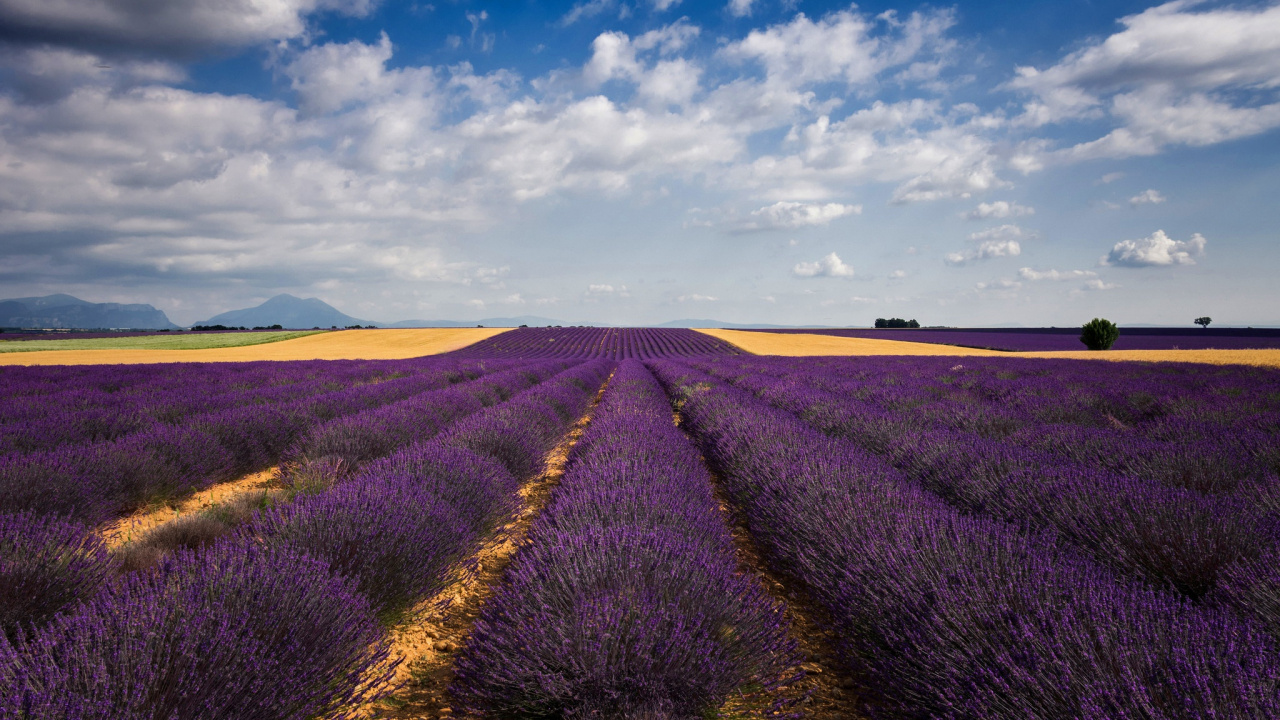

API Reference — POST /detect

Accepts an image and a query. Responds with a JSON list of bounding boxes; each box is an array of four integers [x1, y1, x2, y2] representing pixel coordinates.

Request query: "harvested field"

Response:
[[699, 328, 1280, 368], [0, 328, 510, 365]]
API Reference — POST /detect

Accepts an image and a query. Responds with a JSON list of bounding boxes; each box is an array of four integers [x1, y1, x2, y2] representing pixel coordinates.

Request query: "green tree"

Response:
[[1195, 316, 1212, 328], [1080, 318, 1119, 350]]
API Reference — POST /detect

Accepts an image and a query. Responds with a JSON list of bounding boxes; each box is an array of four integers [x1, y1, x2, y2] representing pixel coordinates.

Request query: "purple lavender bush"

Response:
[[452, 361, 796, 717], [253, 445, 517, 615], [650, 360, 1280, 718], [0, 511, 114, 639], [0, 539, 392, 719]]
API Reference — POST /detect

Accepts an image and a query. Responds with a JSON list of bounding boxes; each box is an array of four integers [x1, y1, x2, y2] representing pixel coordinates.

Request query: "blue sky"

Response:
[[1, 0, 1277, 326]]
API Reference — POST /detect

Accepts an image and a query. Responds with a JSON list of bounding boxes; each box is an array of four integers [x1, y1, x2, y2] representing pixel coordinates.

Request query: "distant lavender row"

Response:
[[453, 360, 796, 717], [0, 358, 440, 456], [652, 360, 1278, 718], [276, 360, 573, 488], [0, 359, 505, 522], [691, 357, 1279, 603], [749, 327, 1280, 351], [0, 362, 611, 718], [449, 327, 742, 359]]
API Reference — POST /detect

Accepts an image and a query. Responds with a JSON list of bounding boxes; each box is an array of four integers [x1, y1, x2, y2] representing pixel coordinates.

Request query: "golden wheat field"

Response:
[[0, 328, 511, 366], [697, 328, 1280, 368]]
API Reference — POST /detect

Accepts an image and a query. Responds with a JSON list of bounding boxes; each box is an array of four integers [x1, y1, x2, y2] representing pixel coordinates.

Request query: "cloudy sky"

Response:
[[1, 0, 1278, 326]]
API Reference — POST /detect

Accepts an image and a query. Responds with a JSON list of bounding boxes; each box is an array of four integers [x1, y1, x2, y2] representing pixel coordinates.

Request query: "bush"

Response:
[[1, 512, 114, 639], [0, 540, 391, 719], [1080, 317, 1119, 350]]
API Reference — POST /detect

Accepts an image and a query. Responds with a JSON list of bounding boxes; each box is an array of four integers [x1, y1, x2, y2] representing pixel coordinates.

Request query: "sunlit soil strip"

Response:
[[96, 467, 277, 550], [353, 374, 612, 720], [699, 328, 1280, 368], [672, 412, 870, 720], [0, 328, 511, 365]]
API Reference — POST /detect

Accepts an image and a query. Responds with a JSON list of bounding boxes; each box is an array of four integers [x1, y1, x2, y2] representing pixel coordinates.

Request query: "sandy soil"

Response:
[[0, 328, 510, 366], [97, 467, 277, 549], [699, 328, 1280, 368], [355, 375, 611, 720]]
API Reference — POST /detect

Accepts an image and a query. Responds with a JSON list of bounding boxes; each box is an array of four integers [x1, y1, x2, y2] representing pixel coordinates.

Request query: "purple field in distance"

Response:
[[747, 327, 1280, 351]]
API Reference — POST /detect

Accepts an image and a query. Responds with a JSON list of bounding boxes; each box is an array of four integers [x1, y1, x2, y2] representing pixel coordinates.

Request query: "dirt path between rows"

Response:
[[97, 467, 278, 549], [675, 411, 872, 720], [355, 375, 611, 720]]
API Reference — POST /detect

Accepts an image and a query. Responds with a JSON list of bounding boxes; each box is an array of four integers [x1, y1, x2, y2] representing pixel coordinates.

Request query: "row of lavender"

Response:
[[687, 356, 1280, 625], [1, 359, 573, 639], [449, 327, 742, 359], [0, 358, 515, 522], [652, 359, 1279, 717], [1, 361, 611, 717], [751, 327, 1280, 351], [0, 358, 440, 456], [452, 360, 796, 716]]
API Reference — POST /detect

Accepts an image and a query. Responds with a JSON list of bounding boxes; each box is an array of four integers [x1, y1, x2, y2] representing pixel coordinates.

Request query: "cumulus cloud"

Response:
[[975, 279, 1021, 290], [793, 252, 854, 278], [1018, 267, 1098, 281], [677, 293, 717, 302], [963, 200, 1034, 220], [740, 201, 861, 231], [1104, 229, 1205, 267], [1128, 188, 1166, 207], [945, 225, 1030, 265], [1008, 1, 1280, 158], [1082, 279, 1119, 291]]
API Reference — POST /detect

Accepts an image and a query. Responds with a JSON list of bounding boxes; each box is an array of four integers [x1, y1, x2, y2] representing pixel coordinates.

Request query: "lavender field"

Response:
[[754, 326, 1280, 351], [3, 328, 1279, 718]]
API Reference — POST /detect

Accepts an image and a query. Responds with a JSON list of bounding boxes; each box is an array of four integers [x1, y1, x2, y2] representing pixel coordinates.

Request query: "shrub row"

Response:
[[0, 359, 504, 522], [651, 360, 1278, 718], [452, 360, 796, 717], [0, 361, 611, 717], [693, 357, 1279, 602]]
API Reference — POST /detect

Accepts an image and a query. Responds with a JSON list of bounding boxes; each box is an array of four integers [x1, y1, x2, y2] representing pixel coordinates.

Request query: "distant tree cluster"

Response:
[[1195, 316, 1212, 328], [255, 324, 285, 330], [875, 318, 920, 329], [191, 324, 247, 331]]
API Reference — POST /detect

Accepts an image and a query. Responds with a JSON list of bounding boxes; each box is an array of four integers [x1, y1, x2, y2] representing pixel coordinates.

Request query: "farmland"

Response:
[[2, 327, 1279, 718], [0, 330, 326, 354]]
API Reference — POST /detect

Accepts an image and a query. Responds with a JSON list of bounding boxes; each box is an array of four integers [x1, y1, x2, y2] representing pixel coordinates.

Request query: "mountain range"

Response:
[[2, 293, 846, 330], [0, 294, 180, 330]]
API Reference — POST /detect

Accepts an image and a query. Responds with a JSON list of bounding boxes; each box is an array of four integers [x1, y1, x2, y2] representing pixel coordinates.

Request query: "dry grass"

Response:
[[97, 467, 277, 550], [0, 328, 510, 366], [699, 329, 1280, 368]]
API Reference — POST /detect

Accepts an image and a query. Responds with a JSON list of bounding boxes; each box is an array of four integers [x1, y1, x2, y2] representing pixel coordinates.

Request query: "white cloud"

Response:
[[1018, 267, 1098, 281], [793, 251, 855, 278], [741, 200, 861, 231], [945, 225, 1030, 265], [722, 8, 955, 88], [1008, 1, 1280, 158], [677, 293, 718, 302], [653, 0, 681, 11], [976, 279, 1021, 290], [1128, 188, 1166, 207], [727, 0, 754, 18], [888, 269, 906, 279], [1082, 279, 1119, 291], [1105, 229, 1205, 267], [1098, 171, 1125, 184], [963, 200, 1034, 220]]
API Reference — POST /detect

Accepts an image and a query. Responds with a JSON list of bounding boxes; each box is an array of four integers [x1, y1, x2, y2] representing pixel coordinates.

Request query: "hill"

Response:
[[0, 294, 179, 330], [193, 294, 376, 329]]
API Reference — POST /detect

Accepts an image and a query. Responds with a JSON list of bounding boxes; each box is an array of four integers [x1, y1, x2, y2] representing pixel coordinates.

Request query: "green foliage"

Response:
[[1195, 316, 1212, 328], [875, 317, 920, 328], [1080, 318, 1119, 351]]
